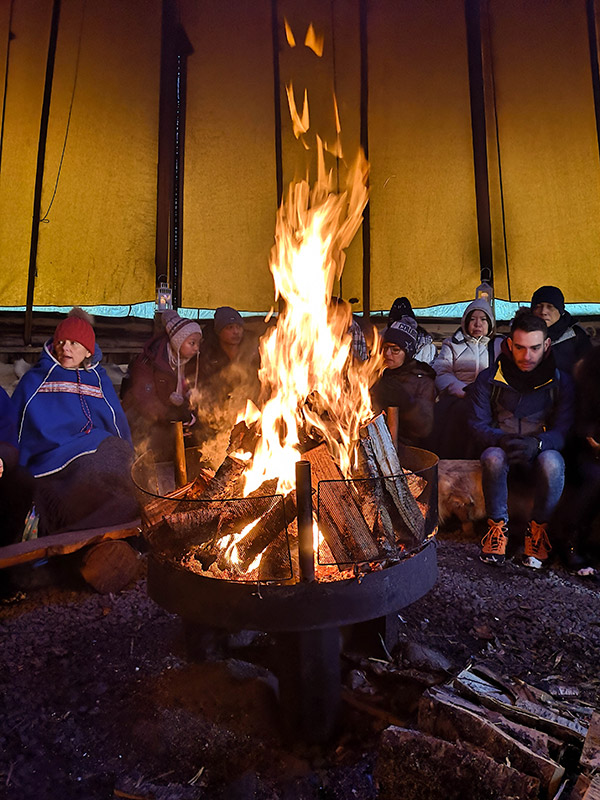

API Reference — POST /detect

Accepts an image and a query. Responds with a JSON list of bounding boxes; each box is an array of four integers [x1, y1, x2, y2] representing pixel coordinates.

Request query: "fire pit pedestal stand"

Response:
[[148, 540, 437, 742]]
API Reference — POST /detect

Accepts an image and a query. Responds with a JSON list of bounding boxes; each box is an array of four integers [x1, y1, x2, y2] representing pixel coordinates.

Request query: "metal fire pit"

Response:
[[134, 446, 438, 742]]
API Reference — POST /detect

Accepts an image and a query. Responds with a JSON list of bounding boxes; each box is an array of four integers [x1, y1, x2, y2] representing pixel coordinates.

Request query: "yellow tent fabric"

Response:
[[180, 0, 278, 312], [277, 0, 364, 308], [0, 0, 161, 308], [368, 0, 480, 311], [487, 0, 600, 304], [3, 0, 600, 314], [0, 0, 53, 306]]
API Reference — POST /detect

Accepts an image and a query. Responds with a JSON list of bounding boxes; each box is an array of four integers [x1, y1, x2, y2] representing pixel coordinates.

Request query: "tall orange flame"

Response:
[[241, 144, 381, 496]]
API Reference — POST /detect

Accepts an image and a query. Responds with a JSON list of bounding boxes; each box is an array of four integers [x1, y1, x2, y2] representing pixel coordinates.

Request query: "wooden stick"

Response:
[[173, 421, 187, 487]]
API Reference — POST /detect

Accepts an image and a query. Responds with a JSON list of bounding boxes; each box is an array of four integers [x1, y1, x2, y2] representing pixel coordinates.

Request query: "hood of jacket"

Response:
[[459, 298, 496, 341]]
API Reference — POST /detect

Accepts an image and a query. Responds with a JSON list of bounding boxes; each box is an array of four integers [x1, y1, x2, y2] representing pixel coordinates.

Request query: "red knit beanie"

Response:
[[53, 310, 95, 355]]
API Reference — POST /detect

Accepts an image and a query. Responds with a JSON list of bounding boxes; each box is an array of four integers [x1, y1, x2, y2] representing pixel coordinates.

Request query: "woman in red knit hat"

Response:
[[11, 308, 138, 535]]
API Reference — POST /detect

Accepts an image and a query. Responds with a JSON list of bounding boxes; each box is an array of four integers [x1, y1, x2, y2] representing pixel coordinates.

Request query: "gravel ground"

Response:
[[1, 535, 599, 800]]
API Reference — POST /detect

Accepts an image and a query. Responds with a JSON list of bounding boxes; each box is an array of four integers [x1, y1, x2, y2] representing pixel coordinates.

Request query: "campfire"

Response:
[[133, 145, 437, 586], [129, 103, 441, 741]]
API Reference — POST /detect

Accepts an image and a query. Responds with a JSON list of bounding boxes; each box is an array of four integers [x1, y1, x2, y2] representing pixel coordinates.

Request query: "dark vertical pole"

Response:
[[270, 0, 285, 315], [156, 0, 192, 310], [24, 0, 61, 345], [465, 0, 493, 284], [586, 0, 600, 163], [0, 0, 15, 174], [156, 0, 177, 300], [359, 0, 371, 319], [270, 0, 284, 208], [295, 460, 315, 582]]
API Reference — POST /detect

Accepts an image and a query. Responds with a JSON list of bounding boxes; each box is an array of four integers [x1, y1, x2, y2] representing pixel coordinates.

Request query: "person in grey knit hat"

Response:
[[371, 316, 436, 448], [121, 311, 202, 460]]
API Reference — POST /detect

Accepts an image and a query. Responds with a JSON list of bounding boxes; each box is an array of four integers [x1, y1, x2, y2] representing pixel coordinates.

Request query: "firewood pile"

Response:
[[370, 662, 600, 800], [134, 412, 436, 583]]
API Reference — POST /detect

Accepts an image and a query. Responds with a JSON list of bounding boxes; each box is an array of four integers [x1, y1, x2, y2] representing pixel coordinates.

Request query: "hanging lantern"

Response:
[[156, 277, 172, 312], [476, 268, 494, 308]]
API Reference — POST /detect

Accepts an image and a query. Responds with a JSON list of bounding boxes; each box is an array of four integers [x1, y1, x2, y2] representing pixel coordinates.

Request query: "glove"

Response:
[[498, 435, 514, 453], [505, 436, 540, 465]]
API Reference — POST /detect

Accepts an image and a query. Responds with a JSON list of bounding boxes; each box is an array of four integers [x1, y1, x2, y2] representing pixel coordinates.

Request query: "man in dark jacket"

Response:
[[468, 310, 574, 568], [530, 285, 591, 374]]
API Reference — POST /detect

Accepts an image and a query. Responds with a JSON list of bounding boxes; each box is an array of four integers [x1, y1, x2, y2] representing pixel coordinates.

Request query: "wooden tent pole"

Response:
[[24, 0, 61, 345], [585, 0, 600, 164], [359, 0, 371, 320], [464, 0, 493, 286], [156, 0, 193, 310]]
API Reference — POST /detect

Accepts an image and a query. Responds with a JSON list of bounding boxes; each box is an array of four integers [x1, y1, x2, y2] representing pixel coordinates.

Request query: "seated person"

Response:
[[201, 306, 248, 377], [0, 385, 33, 545], [388, 296, 436, 364], [531, 285, 591, 374], [371, 316, 436, 448], [121, 310, 202, 460], [469, 310, 574, 569], [432, 298, 503, 458], [328, 297, 369, 362], [12, 309, 138, 535], [551, 345, 600, 573], [197, 306, 261, 464]]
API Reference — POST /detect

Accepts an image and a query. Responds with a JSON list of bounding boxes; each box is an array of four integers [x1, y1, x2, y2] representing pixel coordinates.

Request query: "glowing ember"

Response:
[[240, 143, 381, 497]]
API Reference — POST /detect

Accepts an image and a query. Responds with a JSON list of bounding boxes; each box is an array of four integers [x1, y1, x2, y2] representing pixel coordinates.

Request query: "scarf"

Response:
[[498, 350, 556, 394]]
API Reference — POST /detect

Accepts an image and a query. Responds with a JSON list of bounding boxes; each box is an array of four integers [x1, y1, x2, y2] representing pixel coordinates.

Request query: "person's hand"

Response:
[[505, 436, 539, 464], [0, 457, 3, 479], [587, 436, 600, 458]]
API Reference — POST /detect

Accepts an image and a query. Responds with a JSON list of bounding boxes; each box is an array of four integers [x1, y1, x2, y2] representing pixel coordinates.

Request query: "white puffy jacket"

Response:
[[433, 298, 503, 397]]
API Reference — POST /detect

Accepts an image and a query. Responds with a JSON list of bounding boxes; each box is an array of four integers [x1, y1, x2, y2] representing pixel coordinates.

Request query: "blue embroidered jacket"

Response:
[[12, 341, 132, 477]]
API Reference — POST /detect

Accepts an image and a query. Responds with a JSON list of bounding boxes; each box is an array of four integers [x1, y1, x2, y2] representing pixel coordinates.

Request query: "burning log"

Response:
[[304, 443, 381, 564], [258, 528, 294, 582], [139, 468, 214, 529], [353, 448, 400, 559], [229, 491, 297, 574], [359, 413, 425, 544]]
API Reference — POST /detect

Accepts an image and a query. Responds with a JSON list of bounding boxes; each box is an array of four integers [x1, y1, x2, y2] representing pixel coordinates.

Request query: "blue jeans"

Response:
[[480, 447, 565, 523]]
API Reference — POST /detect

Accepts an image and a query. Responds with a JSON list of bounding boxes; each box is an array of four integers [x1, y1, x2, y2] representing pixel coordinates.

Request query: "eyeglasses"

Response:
[[382, 344, 403, 355]]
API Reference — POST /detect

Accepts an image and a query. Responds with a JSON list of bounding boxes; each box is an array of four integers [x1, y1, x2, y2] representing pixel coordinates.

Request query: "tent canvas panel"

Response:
[[180, 0, 277, 313], [368, 0, 480, 312], [489, 0, 600, 303]]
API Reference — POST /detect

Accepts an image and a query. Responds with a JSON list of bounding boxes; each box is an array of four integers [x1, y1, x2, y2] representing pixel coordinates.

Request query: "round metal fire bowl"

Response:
[[147, 539, 437, 633]]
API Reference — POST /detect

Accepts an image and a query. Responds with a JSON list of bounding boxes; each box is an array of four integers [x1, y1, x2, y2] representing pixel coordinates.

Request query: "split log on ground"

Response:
[[0, 522, 141, 569], [79, 540, 141, 594], [375, 726, 540, 800], [418, 686, 564, 798], [215, 491, 298, 573], [581, 711, 600, 771], [359, 413, 425, 544], [303, 443, 381, 564], [580, 776, 600, 800], [570, 774, 593, 800], [453, 667, 588, 745]]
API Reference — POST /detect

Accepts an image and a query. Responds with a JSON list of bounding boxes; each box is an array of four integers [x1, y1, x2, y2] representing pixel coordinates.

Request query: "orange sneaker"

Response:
[[480, 519, 508, 565], [523, 521, 552, 569]]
